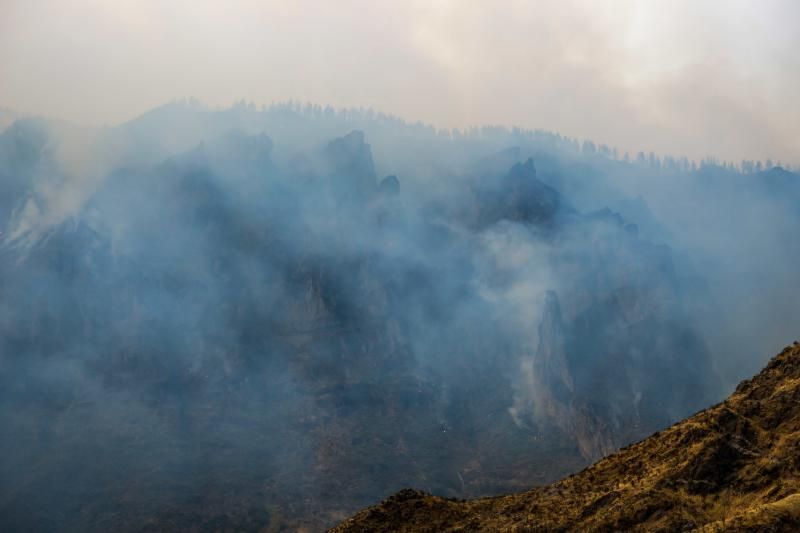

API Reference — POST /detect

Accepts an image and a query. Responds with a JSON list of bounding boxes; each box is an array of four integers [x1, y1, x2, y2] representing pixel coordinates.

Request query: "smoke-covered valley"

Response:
[[0, 101, 798, 531]]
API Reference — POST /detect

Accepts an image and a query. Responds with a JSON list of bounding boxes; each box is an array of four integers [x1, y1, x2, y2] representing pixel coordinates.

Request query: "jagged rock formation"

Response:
[[379, 174, 400, 195], [334, 341, 800, 532], [525, 293, 617, 461], [472, 158, 570, 229], [324, 130, 377, 206], [532, 290, 573, 417]]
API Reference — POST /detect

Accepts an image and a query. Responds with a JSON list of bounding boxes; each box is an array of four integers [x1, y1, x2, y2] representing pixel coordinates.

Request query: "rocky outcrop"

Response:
[[473, 158, 569, 229], [524, 290, 617, 461], [324, 130, 377, 206], [532, 290, 573, 414]]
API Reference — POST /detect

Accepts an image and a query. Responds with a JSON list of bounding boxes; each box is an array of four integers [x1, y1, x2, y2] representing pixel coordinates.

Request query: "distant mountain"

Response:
[[335, 341, 800, 532]]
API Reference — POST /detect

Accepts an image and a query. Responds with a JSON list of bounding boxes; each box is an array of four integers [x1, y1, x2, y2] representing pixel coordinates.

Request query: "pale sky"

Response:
[[1, 0, 798, 165]]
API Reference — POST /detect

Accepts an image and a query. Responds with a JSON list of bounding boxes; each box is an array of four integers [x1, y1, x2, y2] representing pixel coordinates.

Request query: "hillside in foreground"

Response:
[[334, 341, 800, 532]]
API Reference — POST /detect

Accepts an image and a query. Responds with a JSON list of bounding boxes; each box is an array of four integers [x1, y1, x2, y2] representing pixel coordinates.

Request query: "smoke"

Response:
[[0, 102, 797, 530], [1, 1, 798, 165]]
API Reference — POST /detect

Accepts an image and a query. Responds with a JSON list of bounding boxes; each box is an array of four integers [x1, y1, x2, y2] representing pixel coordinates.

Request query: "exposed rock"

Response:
[[324, 130, 377, 205], [472, 157, 568, 229], [532, 290, 573, 411], [526, 290, 617, 461], [379, 175, 400, 195]]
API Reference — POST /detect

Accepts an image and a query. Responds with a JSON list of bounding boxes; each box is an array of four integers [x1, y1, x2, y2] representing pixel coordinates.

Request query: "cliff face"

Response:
[[507, 205, 717, 462], [334, 342, 800, 532], [532, 290, 573, 417], [525, 290, 617, 461]]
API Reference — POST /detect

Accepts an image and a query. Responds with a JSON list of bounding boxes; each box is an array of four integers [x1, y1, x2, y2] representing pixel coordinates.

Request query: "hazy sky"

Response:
[[1, 0, 798, 164]]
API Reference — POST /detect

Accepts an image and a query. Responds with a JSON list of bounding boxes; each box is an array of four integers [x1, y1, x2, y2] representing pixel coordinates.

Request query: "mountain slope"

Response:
[[334, 341, 800, 532], [0, 124, 725, 530]]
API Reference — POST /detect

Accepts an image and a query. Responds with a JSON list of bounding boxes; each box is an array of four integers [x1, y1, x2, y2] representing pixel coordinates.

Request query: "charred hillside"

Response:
[[0, 120, 717, 531], [1, 105, 797, 531], [335, 341, 800, 532]]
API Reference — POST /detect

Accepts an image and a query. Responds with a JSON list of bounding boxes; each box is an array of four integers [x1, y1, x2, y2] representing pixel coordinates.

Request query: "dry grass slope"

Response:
[[333, 342, 800, 532]]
